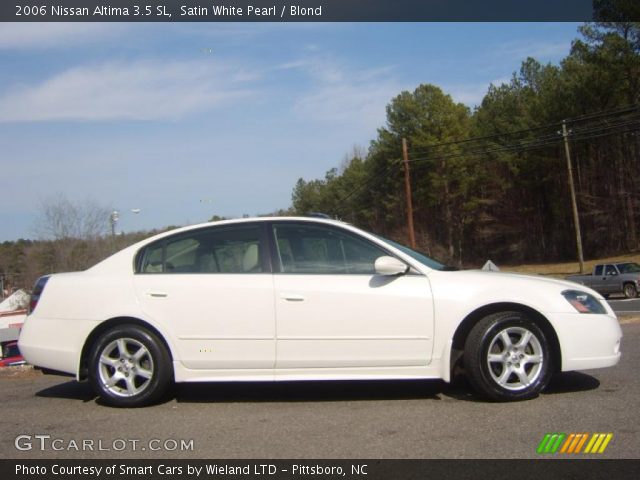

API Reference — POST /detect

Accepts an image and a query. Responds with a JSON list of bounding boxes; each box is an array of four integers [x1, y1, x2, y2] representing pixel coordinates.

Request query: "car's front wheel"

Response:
[[464, 312, 553, 401], [88, 325, 172, 407]]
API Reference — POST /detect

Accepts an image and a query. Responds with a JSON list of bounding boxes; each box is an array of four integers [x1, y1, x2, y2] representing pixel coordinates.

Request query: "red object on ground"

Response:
[[0, 341, 25, 367]]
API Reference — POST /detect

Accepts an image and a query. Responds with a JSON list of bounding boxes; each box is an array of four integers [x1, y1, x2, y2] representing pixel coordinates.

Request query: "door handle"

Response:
[[281, 293, 305, 302], [146, 291, 168, 298]]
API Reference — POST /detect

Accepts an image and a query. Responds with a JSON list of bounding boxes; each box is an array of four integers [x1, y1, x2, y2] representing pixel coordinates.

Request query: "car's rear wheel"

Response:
[[623, 283, 637, 299], [88, 325, 172, 407], [464, 311, 553, 401]]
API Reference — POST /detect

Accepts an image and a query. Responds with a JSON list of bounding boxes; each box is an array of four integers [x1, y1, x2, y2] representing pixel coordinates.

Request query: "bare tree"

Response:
[[35, 194, 111, 241], [32, 194, 113, 273]]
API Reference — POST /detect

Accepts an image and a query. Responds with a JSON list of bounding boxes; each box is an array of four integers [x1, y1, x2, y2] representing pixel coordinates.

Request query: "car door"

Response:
[[133, 223, 275, 370], [590, 265, 605, 292], [602, 264, 620, 294], [270, 221, 434, 369]]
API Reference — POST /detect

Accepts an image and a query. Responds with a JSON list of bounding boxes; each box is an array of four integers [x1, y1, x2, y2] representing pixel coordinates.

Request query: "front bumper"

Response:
[[547, 312, 622, 371]]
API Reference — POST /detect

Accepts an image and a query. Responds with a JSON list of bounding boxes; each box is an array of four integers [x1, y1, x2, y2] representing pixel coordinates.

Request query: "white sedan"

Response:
[[19, 217, 622, 407]]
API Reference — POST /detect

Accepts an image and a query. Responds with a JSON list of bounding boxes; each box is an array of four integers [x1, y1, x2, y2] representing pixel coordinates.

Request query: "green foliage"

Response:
[[289, 22, 640, 265]]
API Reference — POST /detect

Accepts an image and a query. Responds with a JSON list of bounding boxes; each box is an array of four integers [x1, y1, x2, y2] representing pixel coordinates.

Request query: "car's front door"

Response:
[[602, 264, 621, 294], [270, 222, 434, 369], [133, 223, 275, 370]]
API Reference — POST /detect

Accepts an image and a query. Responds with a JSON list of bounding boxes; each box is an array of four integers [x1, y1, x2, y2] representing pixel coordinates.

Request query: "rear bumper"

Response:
[[18, 315, 99, 377], [547, 312, 622, 371]]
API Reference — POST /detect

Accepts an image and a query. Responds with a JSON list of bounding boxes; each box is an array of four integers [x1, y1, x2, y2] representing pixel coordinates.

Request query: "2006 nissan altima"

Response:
[[19, 217, 622, 407]]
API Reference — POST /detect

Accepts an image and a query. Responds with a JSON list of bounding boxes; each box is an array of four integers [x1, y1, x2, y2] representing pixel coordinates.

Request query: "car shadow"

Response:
[[34, 372, 601, 405], [174, 379, 446, 403], [36, 379, 97, 402], [543, 371, 600, 395]]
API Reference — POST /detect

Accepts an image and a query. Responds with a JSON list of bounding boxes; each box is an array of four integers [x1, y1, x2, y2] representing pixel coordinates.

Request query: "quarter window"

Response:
[[272, 223, 388, 274], [138, 226, 264, 274]]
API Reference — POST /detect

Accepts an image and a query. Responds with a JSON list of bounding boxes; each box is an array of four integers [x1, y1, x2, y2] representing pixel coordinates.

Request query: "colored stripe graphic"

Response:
[[584, 433, 614, 454], [537, 433, 566, 453], [573, 433, 589, 453], [537, 433, 613, 454], [560, 433, 575, 453], [537, 434, 552, 454]]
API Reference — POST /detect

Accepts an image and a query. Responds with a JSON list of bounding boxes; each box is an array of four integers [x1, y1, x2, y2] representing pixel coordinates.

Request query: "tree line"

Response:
[[1, 21, 639, 293], [290, 22, 640, 267]]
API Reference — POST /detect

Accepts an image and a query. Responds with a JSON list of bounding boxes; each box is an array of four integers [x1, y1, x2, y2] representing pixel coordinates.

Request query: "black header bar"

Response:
[[0, 0, 618, 22]]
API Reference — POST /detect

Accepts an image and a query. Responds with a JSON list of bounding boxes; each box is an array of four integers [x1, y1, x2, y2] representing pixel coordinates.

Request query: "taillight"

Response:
[[28, 275, 50, 314]]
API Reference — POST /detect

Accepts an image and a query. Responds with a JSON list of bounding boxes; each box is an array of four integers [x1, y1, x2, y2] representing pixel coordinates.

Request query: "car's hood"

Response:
[[467, 270, 588, 291], [431, 268, 593, 291], [426, 268, 611, 316]]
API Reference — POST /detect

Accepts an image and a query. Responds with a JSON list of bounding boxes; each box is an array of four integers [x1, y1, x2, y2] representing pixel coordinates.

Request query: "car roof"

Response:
[[147, 216, 350, 239]]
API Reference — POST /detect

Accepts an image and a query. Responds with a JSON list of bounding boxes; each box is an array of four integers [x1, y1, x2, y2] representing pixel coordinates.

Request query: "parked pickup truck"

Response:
[[566, 262, 640, 298]]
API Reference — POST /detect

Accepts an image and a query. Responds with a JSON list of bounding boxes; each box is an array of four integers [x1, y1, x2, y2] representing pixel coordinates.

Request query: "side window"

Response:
[[604, 264, 617, 276], [138, 226, 264, 274], [594, 265, 603, 276], [142, 243, 164, 273], [165, 237, 199, 272], [273, 223, 388, 274]]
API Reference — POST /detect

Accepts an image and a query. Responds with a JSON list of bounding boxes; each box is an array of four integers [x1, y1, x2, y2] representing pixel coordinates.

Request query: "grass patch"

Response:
[[501, 253, 640, 279]]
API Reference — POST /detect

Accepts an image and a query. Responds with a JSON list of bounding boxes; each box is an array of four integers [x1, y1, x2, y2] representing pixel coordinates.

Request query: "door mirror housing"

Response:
[[375, 256, 409, 276]]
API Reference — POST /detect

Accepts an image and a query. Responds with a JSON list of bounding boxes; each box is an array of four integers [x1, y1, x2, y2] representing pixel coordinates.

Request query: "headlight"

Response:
[[562, 290, 607, 314]]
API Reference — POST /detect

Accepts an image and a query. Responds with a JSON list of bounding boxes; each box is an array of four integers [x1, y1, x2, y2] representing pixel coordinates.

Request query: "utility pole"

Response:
[[402, 138, 417, 249], [562, 120, 585, 273]]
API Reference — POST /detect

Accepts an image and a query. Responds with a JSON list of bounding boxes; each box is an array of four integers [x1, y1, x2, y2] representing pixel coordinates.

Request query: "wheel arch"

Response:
[[449, 302, 562, 377], [78, 316, 175, 381]]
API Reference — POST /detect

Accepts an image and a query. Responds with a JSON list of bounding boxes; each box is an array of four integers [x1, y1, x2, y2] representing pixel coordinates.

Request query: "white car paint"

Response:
[[19, 217, 621, 391]]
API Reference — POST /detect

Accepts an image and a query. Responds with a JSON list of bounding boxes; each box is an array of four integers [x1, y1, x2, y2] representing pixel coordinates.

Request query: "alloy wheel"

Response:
[[486, 327, 544, 391], [98, 337, 155, 397]]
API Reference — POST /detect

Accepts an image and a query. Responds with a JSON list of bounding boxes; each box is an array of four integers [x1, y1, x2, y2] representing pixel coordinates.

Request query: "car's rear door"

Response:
[[270, 221, 434, 370], [133, 223, 275, 370]]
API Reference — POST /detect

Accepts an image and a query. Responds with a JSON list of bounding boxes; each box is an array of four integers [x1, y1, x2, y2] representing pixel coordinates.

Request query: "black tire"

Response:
[[623, 283, 637, 299], [88, 325, 172, 407], [464, 311, 553, 401]]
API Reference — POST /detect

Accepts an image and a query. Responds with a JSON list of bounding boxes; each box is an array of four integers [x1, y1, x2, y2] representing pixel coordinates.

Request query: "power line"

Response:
[[337, 160, 401, 205], [407, 116, 640, 165], [565, 104, 640, 123], [405, 104, 640, 157], [333, 106, 640, 211]]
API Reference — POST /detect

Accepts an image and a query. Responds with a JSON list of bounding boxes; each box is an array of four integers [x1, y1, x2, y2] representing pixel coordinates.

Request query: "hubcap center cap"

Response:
[[121, 359, 134, 372]]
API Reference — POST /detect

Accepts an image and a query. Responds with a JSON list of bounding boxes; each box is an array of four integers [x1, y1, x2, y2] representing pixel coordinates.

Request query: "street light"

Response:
[[110, 210, 120, 239], [110, 208, 141, 251]]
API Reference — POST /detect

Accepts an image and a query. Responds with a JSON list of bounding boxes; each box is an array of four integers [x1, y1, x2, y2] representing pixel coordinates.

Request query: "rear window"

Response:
[[617, 263, 640, 274]]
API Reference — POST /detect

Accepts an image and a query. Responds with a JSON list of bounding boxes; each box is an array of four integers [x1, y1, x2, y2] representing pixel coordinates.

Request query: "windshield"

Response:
[[375, 235, 446, 270], [616, 263, 640, 274]]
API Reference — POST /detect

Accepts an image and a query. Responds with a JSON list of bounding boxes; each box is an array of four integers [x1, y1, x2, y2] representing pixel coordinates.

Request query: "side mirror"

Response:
[[375, 256, 409, 276]]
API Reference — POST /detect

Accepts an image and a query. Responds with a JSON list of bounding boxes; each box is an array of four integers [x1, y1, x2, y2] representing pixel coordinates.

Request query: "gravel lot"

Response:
[[1, 322, 638, 459]]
